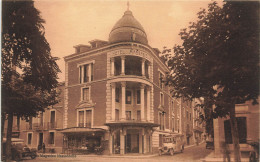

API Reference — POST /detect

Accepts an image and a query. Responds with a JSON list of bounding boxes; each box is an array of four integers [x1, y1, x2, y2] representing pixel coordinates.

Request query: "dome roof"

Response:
[[109, 10, 148, 44]]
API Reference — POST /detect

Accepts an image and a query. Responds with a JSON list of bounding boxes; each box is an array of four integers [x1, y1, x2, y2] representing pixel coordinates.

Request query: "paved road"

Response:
[[24, 143, 212, 162]]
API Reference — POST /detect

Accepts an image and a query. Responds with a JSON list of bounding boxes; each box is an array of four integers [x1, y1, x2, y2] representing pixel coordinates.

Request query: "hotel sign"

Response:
[[108, 49, 152, 61]]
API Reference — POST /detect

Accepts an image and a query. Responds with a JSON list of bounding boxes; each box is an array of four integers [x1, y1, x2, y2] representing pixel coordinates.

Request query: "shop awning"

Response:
[[60, 127, 106, 134]]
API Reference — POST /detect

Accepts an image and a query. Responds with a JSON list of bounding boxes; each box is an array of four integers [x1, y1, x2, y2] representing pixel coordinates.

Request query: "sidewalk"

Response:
[[201, 152, 250, 162], [36, 142, 204, 159]]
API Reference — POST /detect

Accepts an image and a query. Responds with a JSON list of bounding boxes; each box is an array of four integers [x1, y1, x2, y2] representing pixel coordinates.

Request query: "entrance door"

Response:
[[126, 132, 139, 153], [38, 133, 43, 150]]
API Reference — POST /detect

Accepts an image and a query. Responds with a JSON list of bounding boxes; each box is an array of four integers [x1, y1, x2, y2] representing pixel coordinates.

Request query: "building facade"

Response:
[[3, 83, 65, 153], [61, 8, 196, 154], [3, 8, 205, 155], [213, 100, 259, 156]]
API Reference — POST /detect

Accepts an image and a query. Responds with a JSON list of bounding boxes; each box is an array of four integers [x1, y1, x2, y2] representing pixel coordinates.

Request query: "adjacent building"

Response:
[[213, 100, 259, 156]]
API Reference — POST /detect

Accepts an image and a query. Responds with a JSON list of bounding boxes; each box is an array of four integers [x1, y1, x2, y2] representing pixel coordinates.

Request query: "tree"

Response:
[[164, 1, 259, 161], [2, 1, 60, 161]]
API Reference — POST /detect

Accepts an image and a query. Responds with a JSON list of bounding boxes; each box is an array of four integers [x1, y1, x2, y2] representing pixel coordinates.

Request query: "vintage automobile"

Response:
[[158, 134, 185, 156], [2, 138, 37, 161]]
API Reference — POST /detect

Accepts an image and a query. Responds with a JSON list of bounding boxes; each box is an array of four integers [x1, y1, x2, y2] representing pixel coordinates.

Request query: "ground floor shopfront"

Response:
[[107, 122, 158, 154], [60, 123, 190, 155]]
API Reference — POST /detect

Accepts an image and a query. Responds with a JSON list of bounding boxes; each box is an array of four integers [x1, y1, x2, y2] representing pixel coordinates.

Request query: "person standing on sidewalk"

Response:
[[221, 142, 231, 162], [42, 143, 46, 153]]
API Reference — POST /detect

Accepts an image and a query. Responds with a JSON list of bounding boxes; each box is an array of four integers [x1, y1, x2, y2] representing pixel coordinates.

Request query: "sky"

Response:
[[34, 0, 222, 82]]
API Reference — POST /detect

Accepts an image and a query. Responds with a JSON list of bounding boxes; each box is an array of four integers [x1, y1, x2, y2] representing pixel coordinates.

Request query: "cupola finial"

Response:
[[127, 1, 130, 11]]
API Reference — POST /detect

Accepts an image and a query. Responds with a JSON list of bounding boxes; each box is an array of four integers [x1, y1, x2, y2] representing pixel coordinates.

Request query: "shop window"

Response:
[[126, 90, 132, 104], [49, 132, 54, 144], [82, 87, 90, 102], [28, 133, 32, 145], [224, 117, 247, 144], [79, 63, 94, 83], [136, 90, 140, 104], [126, 111, 131, 120]]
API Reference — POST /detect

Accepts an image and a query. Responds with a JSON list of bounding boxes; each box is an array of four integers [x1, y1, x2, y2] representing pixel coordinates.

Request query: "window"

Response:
[[78, 111, 84, 127], [159, 72, 164, 89], [28, 133, 32, 145], [50, 110, 56, 129], [224, 117, 247, 144], [49, 132, 54, 144], [126, 111, 131, 120], [172, 117, 175, 132], [29, 117, 32, 130], [126, 90, 132, 104], [82, 87, 90, 101], [160, 93, 164, 106], [116, 88, 120, 102], [86, 110, 92, 128], [77, 109, 92, 128], [79, 63, 94, 83], [186, 111, 189, 119], [137, 110, 141, 121], [115, 109, 119, 121], [159, 112, 165, 130], [136, 90, 141, 104]]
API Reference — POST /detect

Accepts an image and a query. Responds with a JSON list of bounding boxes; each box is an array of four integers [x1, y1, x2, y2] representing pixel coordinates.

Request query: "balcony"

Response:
[[112, 56, 151, 79], [26, 122, 48, 130]]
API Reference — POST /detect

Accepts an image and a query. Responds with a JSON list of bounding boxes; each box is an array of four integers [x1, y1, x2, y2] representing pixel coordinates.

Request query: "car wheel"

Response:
[[170, 149, 174, 156], [159, 150, 162, 156], [31, 152, 37, 159], [14, 153, 21, 161]]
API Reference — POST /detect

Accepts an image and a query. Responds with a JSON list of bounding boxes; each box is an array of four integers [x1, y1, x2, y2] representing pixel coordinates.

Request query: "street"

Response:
[[23, 143, 212, 162]]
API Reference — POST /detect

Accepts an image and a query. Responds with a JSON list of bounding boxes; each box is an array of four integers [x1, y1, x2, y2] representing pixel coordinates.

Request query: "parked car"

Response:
[[2, 138, 37, 161], [159, 134, 185, 156]]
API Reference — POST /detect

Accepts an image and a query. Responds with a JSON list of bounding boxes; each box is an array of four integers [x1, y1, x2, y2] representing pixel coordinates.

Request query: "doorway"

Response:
[[38, 133, 43, 150], [126, 129, 139, 153]]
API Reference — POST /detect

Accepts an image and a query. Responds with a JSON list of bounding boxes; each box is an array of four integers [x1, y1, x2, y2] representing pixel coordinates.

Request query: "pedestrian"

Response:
[[221, 142, 230, 162], [42, 143, 46, 153]]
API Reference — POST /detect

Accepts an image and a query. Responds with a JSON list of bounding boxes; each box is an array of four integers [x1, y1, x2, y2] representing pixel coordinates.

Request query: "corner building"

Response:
[[62, 9, 184, 154]]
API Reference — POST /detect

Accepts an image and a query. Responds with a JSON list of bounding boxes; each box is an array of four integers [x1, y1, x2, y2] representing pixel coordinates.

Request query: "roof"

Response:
[[109, 10, 148, 44], [111, 10, 145, 33]]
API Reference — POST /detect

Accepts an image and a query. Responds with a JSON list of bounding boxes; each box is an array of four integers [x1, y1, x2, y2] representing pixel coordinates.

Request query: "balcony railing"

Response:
[[78, 123, 91, 128], [33, 123, 47, 130], [48, 122, 57, 129], [26, 122, 48, 130]]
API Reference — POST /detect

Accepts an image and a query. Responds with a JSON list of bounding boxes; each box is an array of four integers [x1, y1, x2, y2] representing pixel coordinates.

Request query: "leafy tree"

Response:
[[165, 1, 259, 161], [2, 0, 60, 161]]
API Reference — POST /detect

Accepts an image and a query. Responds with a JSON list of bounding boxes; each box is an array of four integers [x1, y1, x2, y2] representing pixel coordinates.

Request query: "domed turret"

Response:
[[109, 8, 148, 44]]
